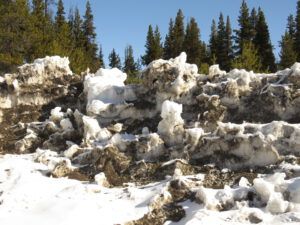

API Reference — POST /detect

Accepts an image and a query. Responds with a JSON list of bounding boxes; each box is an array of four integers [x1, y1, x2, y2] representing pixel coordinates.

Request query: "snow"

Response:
[[158, 100, 184, 135], [19, 56, 72, 78], [84, 68, 137, 117], [291, 62, 300, 76], [60, 118, 73, 131], [82, 115, 111, 142], [1, 153, 300, 225], [209, 64, 226, 78], [64, 144, 80, 159], [94, 172, 108, 187], [50, 107, 64, 122], [0, 154, 159, 225]]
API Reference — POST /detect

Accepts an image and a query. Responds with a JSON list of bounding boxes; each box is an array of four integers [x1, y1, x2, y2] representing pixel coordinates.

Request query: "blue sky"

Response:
[[63, 0, 298, 64]]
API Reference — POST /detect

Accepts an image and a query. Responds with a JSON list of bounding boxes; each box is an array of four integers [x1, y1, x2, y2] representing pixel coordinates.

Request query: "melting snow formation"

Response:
[[1, 52, 300, 224]]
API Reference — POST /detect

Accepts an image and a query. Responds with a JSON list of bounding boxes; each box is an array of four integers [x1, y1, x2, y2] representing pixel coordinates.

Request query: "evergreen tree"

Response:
[[250, 8, 258, 39], [164, 19, 174, 59], [69, 7, 87, 73], [235, 0, 252, 54], [109, 49, 121, 69], [71, 8, 85, 47], [216, 13, 228, 70], [209, 19, 218, 64], [0, 0, 31, 72], [295, 0, 300, 60], [279, 32, 297, 69], [98, 45, 105, 68], [29, 0, 53, 60], [253, 8, 276, 72], [183, 18, 202, 66], [164, 10, 185, 59], [232, 41, 262, 72], [153, 26, 164, 59], [142, 25, 163, 65], [55, 0, 65, 30], [51, 0, 72, 56], [123, 45, 137, 76], [225, 16, 233, 71], [83, 0, 99, 72], [172, 9, 185, 57], [287, 14, 296, 37]]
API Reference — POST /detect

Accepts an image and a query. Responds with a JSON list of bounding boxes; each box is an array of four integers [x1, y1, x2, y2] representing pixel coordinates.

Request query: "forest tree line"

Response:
[[1, 0, 300, 76]]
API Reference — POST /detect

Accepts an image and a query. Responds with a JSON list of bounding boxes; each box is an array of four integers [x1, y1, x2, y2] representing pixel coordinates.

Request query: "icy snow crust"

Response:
[[1, 53, 300, 224]]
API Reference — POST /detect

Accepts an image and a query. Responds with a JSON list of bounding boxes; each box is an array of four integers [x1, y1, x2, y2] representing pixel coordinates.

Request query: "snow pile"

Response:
[[18, 56, 72, 85], [0, 154, 155, 225], [158, 100, 184, 145], [84, 68, 137, 116], [82, 115, 111, 142], [142, 52, 198, 106], [208, 64, 226, 79]]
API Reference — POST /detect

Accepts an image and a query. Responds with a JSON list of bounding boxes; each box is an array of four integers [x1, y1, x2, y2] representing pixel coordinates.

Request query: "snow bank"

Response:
[[0, 154, 154, 225], [18, 56, 72, 84], [84, 68, 137, 117]]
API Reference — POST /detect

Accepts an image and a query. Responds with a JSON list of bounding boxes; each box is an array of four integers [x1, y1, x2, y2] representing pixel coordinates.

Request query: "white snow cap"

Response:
[[291, 62, 300, 75], [50, 107, 64, 122], [209, 64, 226, 77], [82, 116, 101, 140], [60, 118, 73, 131], [160, 100, 183, 121], [84, 68, 127, 104], [20, 56, 72, 76]]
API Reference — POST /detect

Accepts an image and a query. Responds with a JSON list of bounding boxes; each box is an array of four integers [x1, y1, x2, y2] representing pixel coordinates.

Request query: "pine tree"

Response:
[[142, 25, 163, 65], [279, 32, 297, 69], [71, 8, 85, 47], [216, 13, 228, 70], [250, 8, 258, 39], [153, 26, 164, 59], [83, 0, 99, 72], [287, 14, 296, 37], [172, 9, 185, 57], [69, 7, 87, 73], [123, 45, 137, 76], [209, 19, 218, 64], [164, 10, 185, 59], [0, 0, 31, 72], [232, 41, 262, 72], [51, 0, 72, 57], [225, 16, 233, 71], [164, 19, 174, 59], [295, 0, 300, 60], [98, 45, 105, 68], [183, 17, 202, 66], [55, 0, 65, 30], [29, 0, 53, 60], [253, 8, 276, 72], [235, 0, 252, 54], [109, 49, 121, 69]]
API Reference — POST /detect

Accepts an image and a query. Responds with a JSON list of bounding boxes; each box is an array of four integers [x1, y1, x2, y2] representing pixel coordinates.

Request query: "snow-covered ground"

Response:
[[1, 154, 300, 225], [0, 154, 165, 225]]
